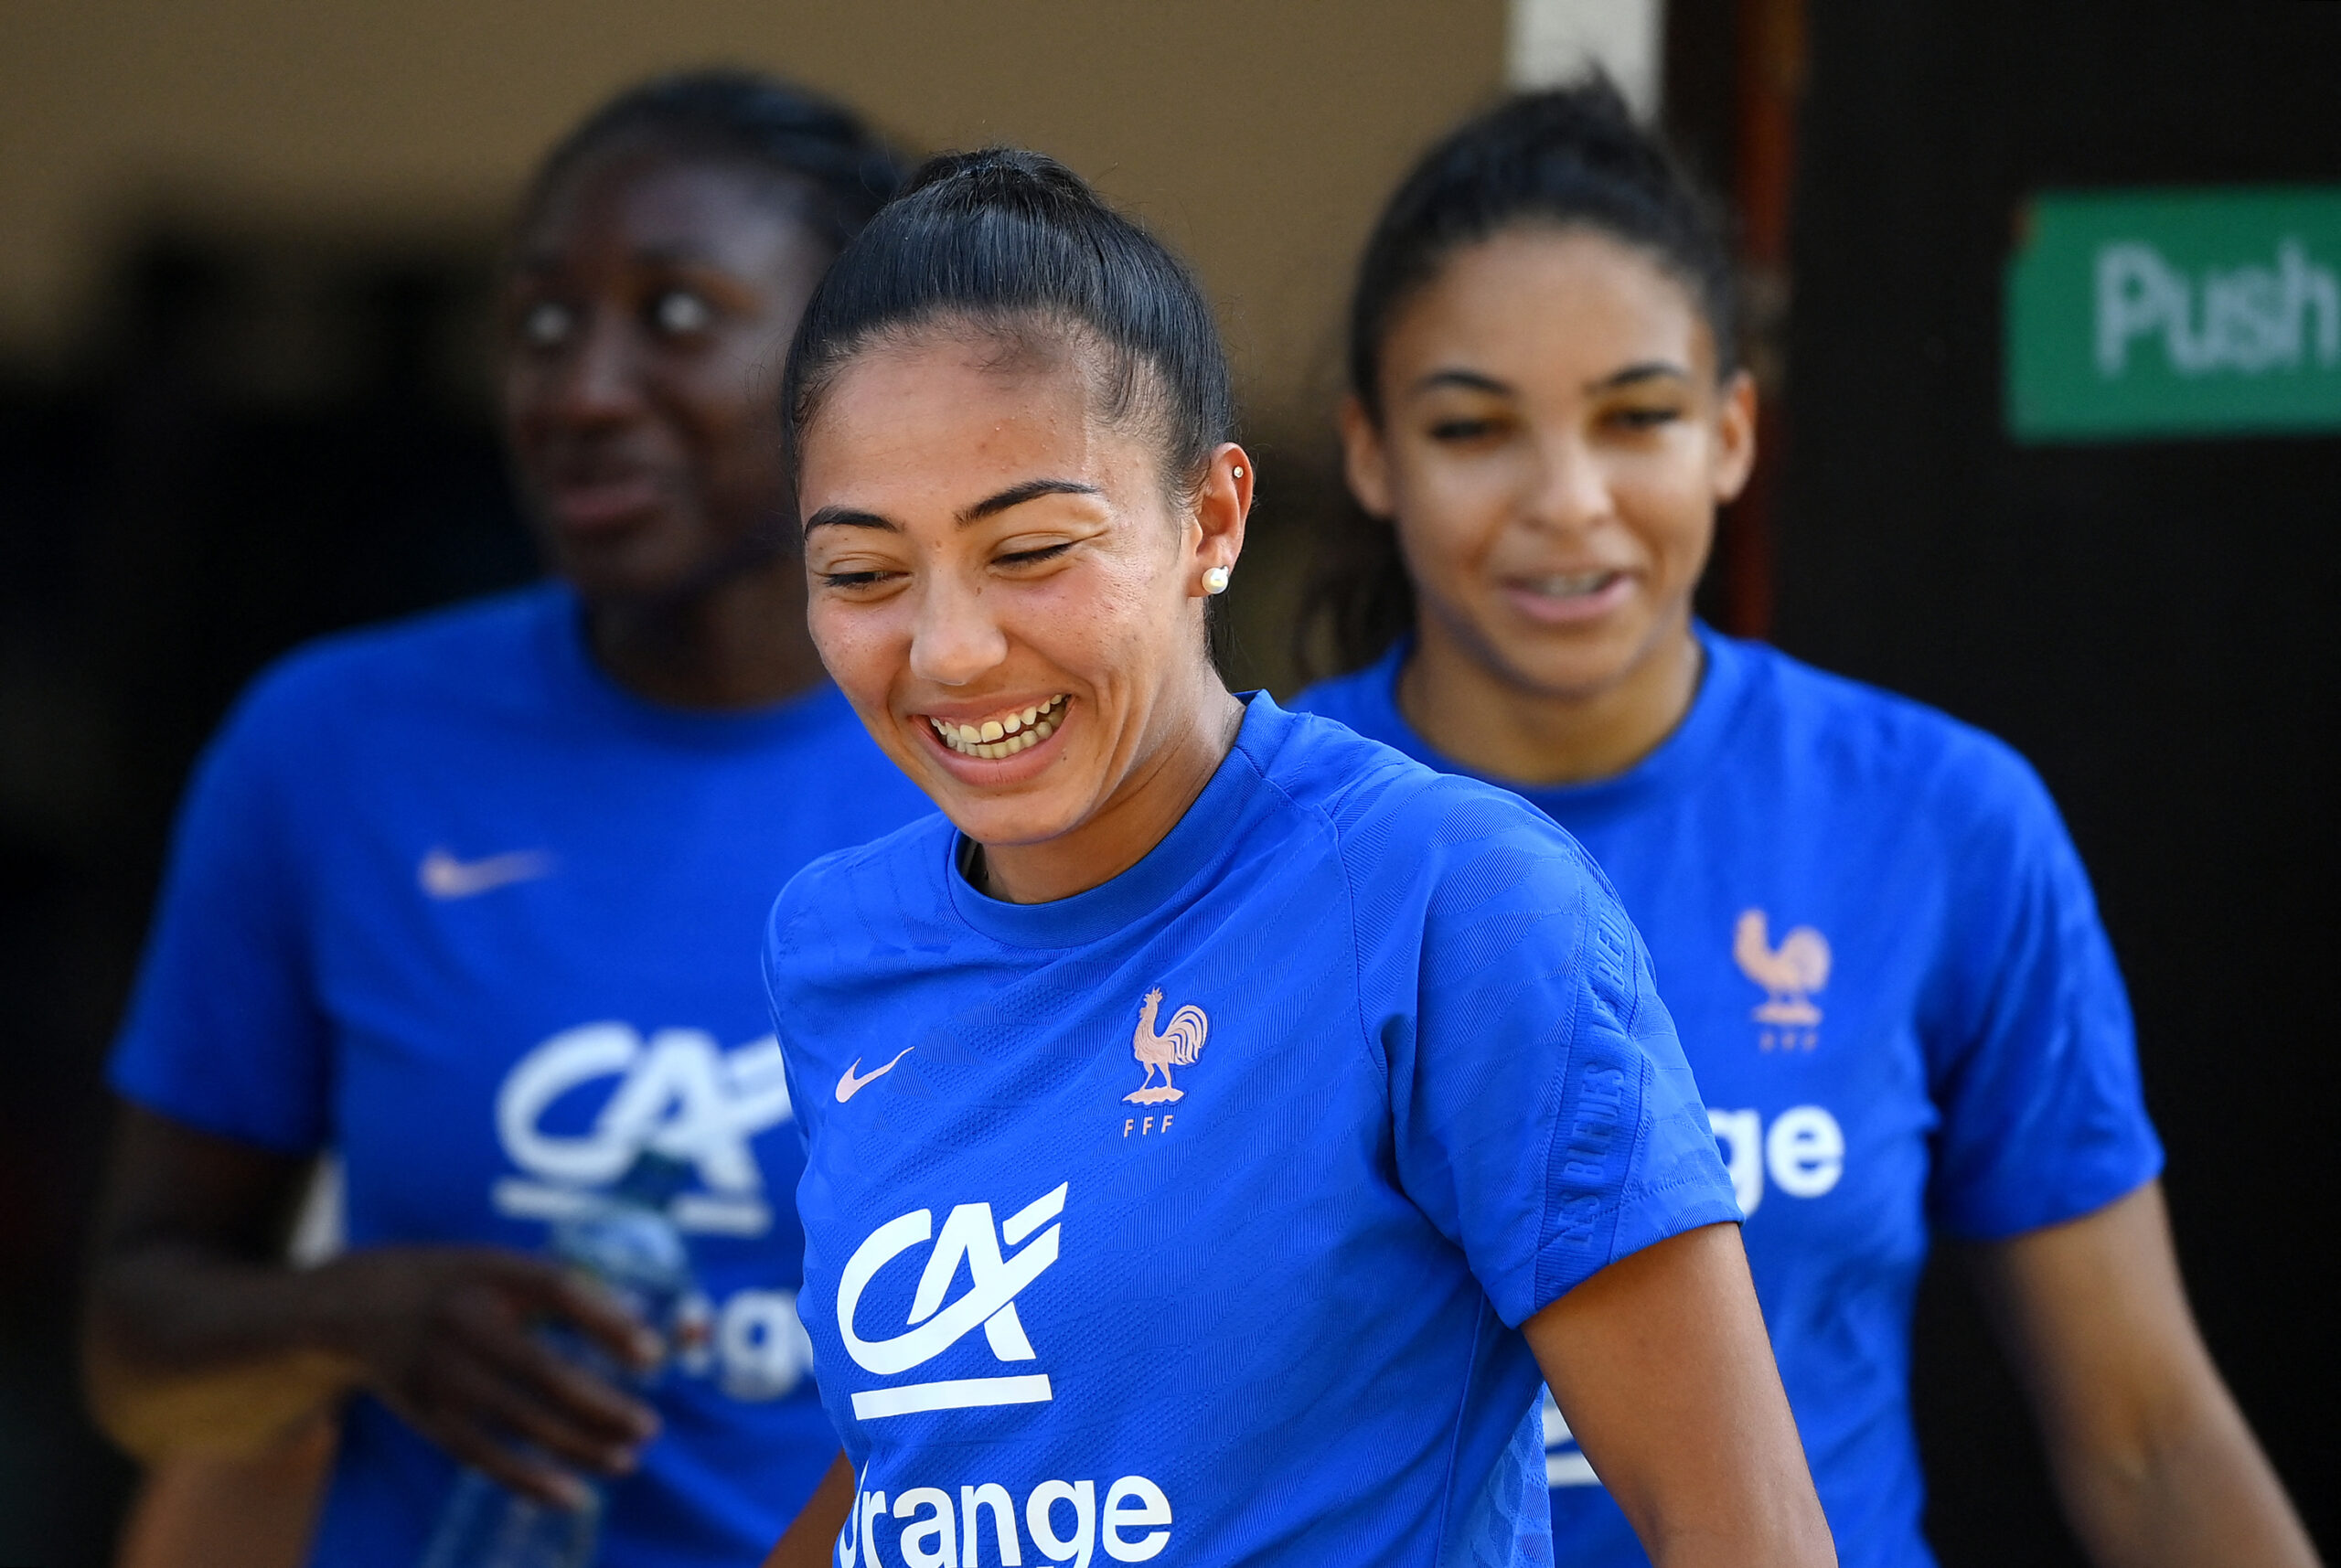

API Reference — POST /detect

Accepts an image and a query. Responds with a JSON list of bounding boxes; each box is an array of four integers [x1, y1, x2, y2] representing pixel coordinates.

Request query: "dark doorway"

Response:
[[1773, 3, 2337, 1562], [0, 220, 533, 1563]]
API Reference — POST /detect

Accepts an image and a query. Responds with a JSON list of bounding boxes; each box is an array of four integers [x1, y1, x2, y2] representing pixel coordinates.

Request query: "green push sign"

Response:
[[2006, 187, 2341, 442]]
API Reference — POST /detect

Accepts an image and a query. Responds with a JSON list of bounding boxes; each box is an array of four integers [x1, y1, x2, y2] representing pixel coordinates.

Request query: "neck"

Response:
[[583, 556, 827, 711], [1398, 611, 1703, 787], [978, 668, 1245, 906]]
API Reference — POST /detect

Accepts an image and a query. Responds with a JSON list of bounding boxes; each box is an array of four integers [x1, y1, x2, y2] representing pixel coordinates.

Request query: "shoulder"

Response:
[[765, 811, 956, 963], [1728, 636, 2063, 838], [1242, 701, 1618, 925], [186, 589, 553, 809], [783, 682, 882, 743], [769, 686, 933, 795], [1288, 653, 1396, 735], [225, 587, 557, 745], [762, 812, 959, 1089]]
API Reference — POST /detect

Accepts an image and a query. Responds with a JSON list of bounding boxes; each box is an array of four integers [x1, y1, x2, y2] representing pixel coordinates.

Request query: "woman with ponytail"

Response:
[[759, 145, 1833, 1568], [1295, 82, 2314, 1568]]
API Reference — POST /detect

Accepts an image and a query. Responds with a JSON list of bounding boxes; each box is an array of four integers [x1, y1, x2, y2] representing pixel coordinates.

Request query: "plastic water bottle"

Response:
[[416, 1154, 709, 1568], [416, 1472, 602, 1568]]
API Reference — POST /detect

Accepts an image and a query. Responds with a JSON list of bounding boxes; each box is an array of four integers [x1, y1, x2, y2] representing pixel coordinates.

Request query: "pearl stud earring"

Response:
[[1232, 465, 1245, 478], [1202, 565, 1231, 595]]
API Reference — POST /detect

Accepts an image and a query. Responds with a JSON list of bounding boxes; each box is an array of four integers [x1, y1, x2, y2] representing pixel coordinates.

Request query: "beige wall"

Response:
[[0, 0, 1505, 437]]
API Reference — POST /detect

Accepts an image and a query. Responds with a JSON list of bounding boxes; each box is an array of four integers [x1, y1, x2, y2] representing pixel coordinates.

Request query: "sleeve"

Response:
[[762, 892, 817, 1162], [1921, 746, 2163, 1239], [107, 679, 335, 1155], [1356, 784, 1742, 1328], [761, 843, 866, 1162]]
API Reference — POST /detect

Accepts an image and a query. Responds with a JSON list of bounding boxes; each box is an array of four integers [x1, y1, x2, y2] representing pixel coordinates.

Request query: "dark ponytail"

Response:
[[525, 69, 909, 256], [1301, 78, 1737, 677], [781, 147, 1235, 497]]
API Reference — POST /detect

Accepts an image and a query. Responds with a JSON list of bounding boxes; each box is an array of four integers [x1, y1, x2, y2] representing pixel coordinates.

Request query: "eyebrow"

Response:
[[510, 243, 727, 278], [959, 477, 1103, 525], [802, 505, 895, 534], [1412, 368, 1514, 397], [1408, 359, 1694, 399], [1588, 360, 1693, 390], [802, 477, 1105, 536], [627, 243, 728, 270]]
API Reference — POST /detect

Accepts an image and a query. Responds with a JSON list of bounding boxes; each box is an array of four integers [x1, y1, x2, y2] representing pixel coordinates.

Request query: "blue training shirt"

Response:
[[763, 693, 1741, 1568], [109, 583, 935, 1568], [1296, 628, 2163, 1568]]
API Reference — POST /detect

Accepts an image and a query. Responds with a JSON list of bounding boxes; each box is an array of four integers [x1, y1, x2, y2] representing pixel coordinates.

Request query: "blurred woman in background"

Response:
[[1295, 84, 2316, 1568], [83, 69, 928, 1567]]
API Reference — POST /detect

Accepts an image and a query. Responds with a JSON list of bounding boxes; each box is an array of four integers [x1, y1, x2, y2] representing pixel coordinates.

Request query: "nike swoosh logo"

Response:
[[419, 847, 556, 900], [836, 1047, 914, 1104]]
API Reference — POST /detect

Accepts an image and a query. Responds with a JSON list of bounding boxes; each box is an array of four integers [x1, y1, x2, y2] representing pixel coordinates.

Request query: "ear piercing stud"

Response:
[[1202, 565, 1232, 595], [1232, 465, 1245, 478]]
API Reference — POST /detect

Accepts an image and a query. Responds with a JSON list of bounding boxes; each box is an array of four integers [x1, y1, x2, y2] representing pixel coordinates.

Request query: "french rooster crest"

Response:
[[1733, 909, 1832, 1029], [1124, 987, 1208, 1104]]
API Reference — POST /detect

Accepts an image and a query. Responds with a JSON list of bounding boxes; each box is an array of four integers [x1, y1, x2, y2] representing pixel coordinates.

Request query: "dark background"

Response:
[[0, 229, 537, 1552], [0, 1, 2334, 1563], [1773, 3, 2339, 1562]]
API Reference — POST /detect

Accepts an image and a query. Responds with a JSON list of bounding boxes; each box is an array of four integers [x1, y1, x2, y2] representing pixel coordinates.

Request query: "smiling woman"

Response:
[[755, 149, 1835, 1568], [784, 149, 1248, 906], [1294, 83, 2316, 1568]]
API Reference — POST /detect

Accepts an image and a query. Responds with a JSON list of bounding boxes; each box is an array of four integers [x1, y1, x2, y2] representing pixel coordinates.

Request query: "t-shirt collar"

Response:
[[531, 581, 850, 750], [944, 691, 1280, 949], [1352, 623, 1748, 821]]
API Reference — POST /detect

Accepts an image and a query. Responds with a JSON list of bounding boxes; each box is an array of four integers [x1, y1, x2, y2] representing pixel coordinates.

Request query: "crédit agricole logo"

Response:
[[493, 1021, 814, 1402], [837, 1182, 1068, 1421]]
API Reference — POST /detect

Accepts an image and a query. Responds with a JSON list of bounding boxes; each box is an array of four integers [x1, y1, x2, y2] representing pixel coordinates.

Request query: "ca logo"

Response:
[[492, 1022, 795, 1235], [836, 1181, 1067, 1420]]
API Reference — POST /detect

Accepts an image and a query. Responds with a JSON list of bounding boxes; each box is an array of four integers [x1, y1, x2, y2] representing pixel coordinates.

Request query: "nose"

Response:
[[540, 311, 647, 429], [1522, 429, 1613, 537], [907, 571, 1009, 688]]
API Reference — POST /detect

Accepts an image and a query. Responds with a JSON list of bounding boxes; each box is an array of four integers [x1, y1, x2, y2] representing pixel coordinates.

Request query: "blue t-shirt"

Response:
[[1296, 630, 2163, 1568], [763, 693, 1740, 1568], [109, 584, 935, 1568]]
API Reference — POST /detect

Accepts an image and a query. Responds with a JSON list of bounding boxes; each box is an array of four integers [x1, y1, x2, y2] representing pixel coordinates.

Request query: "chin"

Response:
[[878, 701, 1108, 853], [913, 749, 1096, 860], [540, 524, 710, 603], [934, 788, 1088, 853], [1498, 625, 1653, 700]]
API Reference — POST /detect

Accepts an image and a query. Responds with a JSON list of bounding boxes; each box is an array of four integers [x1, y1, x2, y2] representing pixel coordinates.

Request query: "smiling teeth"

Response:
[[1533, 571, 1619, 597], [930, 694, 1066, 759]]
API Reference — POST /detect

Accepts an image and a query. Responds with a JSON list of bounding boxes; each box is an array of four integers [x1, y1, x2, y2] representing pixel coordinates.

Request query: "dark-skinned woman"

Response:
[[758, 148, 1833, 1568], [1294, 85, 2318, 1568], [83, 70, 930, 1568]]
